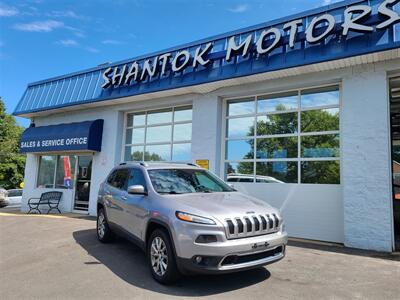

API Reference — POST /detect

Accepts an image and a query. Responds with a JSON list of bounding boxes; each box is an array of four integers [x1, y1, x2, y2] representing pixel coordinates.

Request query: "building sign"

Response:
[[102, 0, 400, 90], [20, 119, 104, 153], [196, 160, 209, 170]]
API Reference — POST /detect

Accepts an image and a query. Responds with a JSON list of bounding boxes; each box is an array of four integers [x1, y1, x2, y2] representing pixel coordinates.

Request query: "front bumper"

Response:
[[175, 231, 288, 275]]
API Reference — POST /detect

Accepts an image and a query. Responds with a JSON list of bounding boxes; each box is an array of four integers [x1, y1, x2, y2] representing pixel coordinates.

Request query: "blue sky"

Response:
[[0, 0, 340, 127]]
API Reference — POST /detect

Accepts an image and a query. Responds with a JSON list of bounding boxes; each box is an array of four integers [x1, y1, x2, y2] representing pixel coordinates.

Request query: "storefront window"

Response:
[[55, 155, 77, 189], [124, 106, 192, 162], [225, 86, 340, 184], [37, 156, 56, 188], [37, 155, 77, 189]]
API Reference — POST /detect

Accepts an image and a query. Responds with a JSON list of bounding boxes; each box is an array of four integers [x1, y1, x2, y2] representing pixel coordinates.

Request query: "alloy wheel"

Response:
[[150, 237, 168, 276], [97, 213, 105, 239]]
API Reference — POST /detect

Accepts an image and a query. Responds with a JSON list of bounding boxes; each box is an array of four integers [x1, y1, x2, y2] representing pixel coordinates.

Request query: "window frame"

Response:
[[122, 105, 193, 162], [221, 83, 341, 184]]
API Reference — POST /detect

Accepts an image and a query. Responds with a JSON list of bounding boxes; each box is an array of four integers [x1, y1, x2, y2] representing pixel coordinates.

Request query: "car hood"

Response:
[[164, 192, 279, 223]]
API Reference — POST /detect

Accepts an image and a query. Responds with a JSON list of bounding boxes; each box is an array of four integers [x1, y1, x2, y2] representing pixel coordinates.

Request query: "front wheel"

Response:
[[147, 229, 180, 284], [97, 208, 114, 243]]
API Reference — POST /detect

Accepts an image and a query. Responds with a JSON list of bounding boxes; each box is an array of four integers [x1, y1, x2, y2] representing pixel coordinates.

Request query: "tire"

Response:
[[147, 229, 180, 284], [97, 208, 114, 243]]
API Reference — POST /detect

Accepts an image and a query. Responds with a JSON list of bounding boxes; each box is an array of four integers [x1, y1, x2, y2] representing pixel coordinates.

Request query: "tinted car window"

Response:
[[107, 170, 117, 185], [128, 169, 147, 191], [109, 169, 129, 190]]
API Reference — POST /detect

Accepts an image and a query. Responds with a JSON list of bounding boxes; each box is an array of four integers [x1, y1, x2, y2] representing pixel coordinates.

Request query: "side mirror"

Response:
[[127, 185, 147, 195]]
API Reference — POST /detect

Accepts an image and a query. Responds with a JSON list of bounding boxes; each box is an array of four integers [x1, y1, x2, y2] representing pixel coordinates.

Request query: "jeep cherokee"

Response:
[[97, 162, 287, 284]]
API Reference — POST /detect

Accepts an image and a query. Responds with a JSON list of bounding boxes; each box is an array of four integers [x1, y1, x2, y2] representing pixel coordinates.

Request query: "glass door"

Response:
[[74, 156, 92, 212]]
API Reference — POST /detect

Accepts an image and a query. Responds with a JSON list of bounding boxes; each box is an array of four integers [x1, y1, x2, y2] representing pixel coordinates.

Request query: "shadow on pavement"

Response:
[[73, 229, 270, 296], [288, 239, 400, 261]]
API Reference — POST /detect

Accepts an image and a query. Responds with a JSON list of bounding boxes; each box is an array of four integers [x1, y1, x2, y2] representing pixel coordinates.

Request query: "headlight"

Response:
[[176, 211, 216, 225], [280, 222, 286, 232]]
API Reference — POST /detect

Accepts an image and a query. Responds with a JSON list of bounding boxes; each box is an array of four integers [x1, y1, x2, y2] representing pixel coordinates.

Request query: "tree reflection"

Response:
[[128, 151, 163, 161], [230, 103, 340, 184]]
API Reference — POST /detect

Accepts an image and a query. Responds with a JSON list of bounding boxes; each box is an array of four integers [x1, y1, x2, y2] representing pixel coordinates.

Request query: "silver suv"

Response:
[[97, 162, 288, 284]]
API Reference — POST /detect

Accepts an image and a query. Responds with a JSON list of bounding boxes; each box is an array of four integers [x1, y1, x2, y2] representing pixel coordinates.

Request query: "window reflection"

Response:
[[124, 146, 144, 161], [301, 108, 339, 132], [173, 123, 192, 141], [225, 162, 254, 182], [227, 117, 254, 138], [146, 125, 172, 143], [227, 98, 255, 116], [226, 140, 254, 160], [257, 92, 298, 113], [257, 113, 298, 135], [256, 137, 298, 159], [256, 162, 298, 183], [126, 112, 146, 127], [301, 161, 340, 184], [225, 86, 340, 185], [126, 128, 145, 145], [174, 106, 192, 122], [145, 144, 171, 161], [37, 156, 56, 188], [301, 87, 339, 108], [301, 134, 340, 158], [147, 109, 172, 125], [172, 143, 191, 161]]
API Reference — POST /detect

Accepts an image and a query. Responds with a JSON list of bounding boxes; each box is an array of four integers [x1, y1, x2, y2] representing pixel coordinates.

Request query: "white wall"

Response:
[[192, 94, 223, 174], [234, 183, 344, 243], [342, 66, 393, 252]]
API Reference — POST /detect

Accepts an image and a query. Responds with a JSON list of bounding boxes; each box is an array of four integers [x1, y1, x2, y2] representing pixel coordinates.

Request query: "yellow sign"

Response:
[[196, 160, 209, 170], [20, 182, 24, 188]]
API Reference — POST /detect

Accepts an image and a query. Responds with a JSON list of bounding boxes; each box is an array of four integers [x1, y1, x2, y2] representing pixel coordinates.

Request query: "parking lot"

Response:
[[1, 209, 399, 300]]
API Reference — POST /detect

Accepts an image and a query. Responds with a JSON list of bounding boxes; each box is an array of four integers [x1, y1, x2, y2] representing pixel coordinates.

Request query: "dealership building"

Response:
[[14, 0, 400, 252]]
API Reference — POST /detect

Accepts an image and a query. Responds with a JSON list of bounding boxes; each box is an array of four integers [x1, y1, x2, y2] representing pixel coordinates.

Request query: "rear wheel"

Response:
[[97, 208, 113, 243], [147, 229, 180, 284]]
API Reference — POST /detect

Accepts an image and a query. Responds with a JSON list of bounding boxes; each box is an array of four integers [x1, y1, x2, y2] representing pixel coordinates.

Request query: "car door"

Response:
[[121, 168, 149, 239], [104, 169, 129, 228]]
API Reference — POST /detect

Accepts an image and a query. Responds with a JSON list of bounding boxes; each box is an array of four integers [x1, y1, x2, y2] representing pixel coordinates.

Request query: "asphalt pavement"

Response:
[[0, 210, 399, 300]]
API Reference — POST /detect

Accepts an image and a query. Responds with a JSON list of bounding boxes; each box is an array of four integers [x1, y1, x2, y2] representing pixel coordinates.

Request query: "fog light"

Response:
[[195, 256, 202, 263], [195, 235, 218, 243]]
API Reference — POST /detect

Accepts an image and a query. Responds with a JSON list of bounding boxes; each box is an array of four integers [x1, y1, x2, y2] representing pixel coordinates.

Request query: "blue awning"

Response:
[[20, 119, 104, 153]]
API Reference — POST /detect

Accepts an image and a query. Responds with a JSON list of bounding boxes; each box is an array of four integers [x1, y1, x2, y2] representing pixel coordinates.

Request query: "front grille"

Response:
[[224, 213, 281, 239]]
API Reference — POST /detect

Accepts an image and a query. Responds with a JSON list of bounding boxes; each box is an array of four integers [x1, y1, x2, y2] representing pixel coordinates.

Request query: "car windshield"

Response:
[[148, 169, 235, 194]]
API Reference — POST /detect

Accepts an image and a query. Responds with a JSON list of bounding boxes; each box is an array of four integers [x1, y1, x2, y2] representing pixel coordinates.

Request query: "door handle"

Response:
[[121, 196, 127, 201]]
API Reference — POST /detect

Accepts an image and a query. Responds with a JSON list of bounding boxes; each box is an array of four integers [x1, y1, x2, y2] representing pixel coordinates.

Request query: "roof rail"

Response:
[[186, 163, 199, 167], [119, 161, 148, 167]]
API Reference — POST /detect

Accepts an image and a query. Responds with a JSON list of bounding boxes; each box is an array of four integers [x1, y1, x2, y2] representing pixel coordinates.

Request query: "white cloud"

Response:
[[0, 3, 19, 17], [102, 39, 123, 45], [56, 39, 78, 46], [13, 20, 64, 32], [228, 4, 249, 13], [85, 46, 99, 53], [47, 10, 85, 20]]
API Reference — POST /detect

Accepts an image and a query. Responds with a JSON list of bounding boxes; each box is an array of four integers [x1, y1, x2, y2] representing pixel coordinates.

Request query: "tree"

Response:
[[0, 98, 26, 189]]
